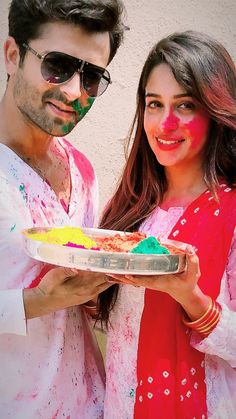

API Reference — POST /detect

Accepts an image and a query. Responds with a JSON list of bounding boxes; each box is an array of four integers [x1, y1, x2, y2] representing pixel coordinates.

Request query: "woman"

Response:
[[99, 31, 236, 418]]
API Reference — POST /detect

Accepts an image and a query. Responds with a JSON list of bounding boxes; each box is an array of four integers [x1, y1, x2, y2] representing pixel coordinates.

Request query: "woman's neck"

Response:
[[161, 164, 207, 210]]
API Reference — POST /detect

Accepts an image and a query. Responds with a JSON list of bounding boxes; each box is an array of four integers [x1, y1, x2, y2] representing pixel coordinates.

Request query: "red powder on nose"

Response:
[[162, 112, 179, 131]]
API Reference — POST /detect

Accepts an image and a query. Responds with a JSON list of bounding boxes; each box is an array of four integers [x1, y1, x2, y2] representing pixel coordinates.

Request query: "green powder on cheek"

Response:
[[72, 97, 95, 119], [61, 98, 95, 134], [130, 236, 170, 254], [62, 122, 74, 134]]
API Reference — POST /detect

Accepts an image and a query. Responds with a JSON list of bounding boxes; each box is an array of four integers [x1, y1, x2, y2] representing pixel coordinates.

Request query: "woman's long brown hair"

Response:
[[98, 30, 236, 327]]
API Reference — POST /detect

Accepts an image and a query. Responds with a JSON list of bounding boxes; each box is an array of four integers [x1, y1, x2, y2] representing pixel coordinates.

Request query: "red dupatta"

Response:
[[134, 184, 236, 419]]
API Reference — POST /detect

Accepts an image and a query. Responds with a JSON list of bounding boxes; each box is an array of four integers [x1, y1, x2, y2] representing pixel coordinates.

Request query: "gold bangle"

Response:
[[197, 312, 221, 335], [183, 296, 213, 327], [83, 302, 98, 318], [196, 309, 220, 332], [83, 303, 97, 310], [197, 308, 221, 335]]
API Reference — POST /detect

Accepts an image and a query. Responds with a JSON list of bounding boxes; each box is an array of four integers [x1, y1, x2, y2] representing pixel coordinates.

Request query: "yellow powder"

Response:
[[26, 226, 97, 248]]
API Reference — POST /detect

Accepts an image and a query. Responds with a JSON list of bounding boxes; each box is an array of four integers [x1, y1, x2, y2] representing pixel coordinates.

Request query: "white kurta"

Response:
[[0, 141, 104, 419]]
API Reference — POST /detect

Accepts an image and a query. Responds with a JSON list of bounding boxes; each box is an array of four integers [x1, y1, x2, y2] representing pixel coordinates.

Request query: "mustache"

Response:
[[42, 89, 77, 107]]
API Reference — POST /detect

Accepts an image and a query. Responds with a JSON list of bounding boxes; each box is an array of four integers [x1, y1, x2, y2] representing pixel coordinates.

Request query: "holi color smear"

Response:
[[10, 223, 16, 232], [72, 97, 95, 118], [19, 183, 27, 200]]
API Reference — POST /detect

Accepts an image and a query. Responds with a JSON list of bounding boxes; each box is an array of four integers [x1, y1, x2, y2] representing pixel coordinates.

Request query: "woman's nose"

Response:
[[160, 110, 179, 132], [60, 72, 82, 101]]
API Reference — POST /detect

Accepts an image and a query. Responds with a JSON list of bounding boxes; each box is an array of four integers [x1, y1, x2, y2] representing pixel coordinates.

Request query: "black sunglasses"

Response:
[[22, 43, 111, 97]]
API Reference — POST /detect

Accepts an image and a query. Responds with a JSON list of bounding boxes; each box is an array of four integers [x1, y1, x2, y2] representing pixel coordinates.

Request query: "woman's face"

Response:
[[144, 63, 210, 169]]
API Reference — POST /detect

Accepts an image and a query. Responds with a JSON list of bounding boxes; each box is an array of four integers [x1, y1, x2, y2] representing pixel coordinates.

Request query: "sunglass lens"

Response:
[[41, 52, 110, 97], [83, 67, 110, 97], [41, 52, 75, 84]]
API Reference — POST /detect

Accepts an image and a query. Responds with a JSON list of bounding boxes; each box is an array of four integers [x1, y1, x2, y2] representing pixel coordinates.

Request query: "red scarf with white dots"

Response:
[[134, 184, 236, 419]]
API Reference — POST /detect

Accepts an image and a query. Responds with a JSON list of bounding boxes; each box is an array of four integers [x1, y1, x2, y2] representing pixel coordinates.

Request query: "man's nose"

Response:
[[60, 72, 82, 101], [160, 109, 179, 132]]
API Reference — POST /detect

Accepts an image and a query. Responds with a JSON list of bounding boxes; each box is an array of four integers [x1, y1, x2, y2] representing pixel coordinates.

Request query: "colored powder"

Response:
[[19, 183, 27, 200], [62, 122, 74, 134], [65, 242, 100, 250], [96, 232, 146, 253], [25, 226, 97, 249], [130, 236, 170, 254], [72, 97, 95, 116], [10, 223, 16, 232], [62, 98, 95, 134]]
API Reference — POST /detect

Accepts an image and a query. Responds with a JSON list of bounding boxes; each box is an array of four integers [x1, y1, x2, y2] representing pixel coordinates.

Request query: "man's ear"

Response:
[[4, 36, 21, 76]]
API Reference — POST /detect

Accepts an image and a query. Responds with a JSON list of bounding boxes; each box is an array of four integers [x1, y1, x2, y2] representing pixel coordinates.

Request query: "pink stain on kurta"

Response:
[[0, 140, 103, 418], [63, 138, 95, 187]]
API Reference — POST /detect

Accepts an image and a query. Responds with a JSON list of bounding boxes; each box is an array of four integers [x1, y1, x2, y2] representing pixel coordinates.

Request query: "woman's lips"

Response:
[[157, 137, 185, 150]]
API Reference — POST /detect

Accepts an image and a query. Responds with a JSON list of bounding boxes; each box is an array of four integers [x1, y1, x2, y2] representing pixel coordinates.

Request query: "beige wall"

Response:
[[0, 0, 235, 216]]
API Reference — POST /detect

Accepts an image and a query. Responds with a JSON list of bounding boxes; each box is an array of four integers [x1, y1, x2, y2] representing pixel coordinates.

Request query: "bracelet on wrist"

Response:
[[183, 297, 222, 337], [83, 302, 98, 318]]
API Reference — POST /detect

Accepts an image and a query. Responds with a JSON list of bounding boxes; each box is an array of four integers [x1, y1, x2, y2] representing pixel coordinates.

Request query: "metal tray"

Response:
[[22, 227, 187, 275]]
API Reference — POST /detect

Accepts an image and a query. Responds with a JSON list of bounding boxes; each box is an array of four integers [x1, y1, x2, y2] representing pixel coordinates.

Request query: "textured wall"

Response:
[[0, 0, 235, 217]]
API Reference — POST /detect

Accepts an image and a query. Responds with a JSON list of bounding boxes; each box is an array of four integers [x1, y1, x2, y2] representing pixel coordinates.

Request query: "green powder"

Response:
[[72, 97, 95, 119], [130, 236, 170, 254], [62, 97, 95, 134], [62, 122, 74, 134]]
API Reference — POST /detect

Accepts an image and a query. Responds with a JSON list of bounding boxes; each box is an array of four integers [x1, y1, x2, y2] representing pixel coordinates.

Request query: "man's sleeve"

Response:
[[0, 289, 26, 335], [0, 176, 28, 336]]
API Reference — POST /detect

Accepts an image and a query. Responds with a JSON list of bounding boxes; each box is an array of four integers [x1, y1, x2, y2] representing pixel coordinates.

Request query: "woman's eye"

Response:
[[146, 101, 162, 109], [178, 102, 196, 111]]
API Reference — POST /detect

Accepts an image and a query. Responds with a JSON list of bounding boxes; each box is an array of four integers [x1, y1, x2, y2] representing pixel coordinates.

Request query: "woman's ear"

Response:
[[4, 36, 20, 77]]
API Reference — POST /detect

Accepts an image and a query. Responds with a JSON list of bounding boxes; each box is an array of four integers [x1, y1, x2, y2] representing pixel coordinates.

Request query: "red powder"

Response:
[[95, 232, 146, 252]]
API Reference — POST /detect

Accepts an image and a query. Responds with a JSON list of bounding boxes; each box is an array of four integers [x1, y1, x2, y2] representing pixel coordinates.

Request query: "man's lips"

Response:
[[47, 100, 76, 115]]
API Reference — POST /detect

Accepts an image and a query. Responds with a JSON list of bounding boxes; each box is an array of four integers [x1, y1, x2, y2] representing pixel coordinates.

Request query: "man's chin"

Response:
[[47, 122, 78, 137]]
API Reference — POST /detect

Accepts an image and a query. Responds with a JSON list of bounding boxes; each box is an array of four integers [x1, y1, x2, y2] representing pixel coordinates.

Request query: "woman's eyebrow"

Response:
[[145, 92, 192, 98]]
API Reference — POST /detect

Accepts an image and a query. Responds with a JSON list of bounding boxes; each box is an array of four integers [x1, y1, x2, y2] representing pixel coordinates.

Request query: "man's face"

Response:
[[12, 22, 110, 136]]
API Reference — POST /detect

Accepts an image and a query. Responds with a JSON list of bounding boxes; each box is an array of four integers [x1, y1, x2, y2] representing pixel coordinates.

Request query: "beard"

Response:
[[13, 70, 94, 136]]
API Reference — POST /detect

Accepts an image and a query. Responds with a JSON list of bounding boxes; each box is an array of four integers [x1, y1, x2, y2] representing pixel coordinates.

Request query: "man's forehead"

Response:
[[32, 21, 110, 66]]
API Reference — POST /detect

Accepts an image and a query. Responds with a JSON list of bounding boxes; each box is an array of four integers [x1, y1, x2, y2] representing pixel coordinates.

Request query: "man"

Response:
[[0, 0, 125, 417]]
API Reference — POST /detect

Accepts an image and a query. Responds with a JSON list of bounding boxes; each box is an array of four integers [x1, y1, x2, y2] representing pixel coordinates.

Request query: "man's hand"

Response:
[[23, 267, 111, 319]]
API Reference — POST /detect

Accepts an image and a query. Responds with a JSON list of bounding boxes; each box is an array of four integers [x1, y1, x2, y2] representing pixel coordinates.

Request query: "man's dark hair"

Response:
[[8, 0, 125, 64]]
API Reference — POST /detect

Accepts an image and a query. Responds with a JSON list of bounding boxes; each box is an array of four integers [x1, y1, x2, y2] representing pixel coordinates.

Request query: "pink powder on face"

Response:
[[184, 112, 210, 149], [162, 110, 179, 131]]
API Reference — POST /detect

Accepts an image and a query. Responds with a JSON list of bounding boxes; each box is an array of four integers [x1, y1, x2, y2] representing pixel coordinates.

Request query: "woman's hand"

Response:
[[106, 246, 210, 320]]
